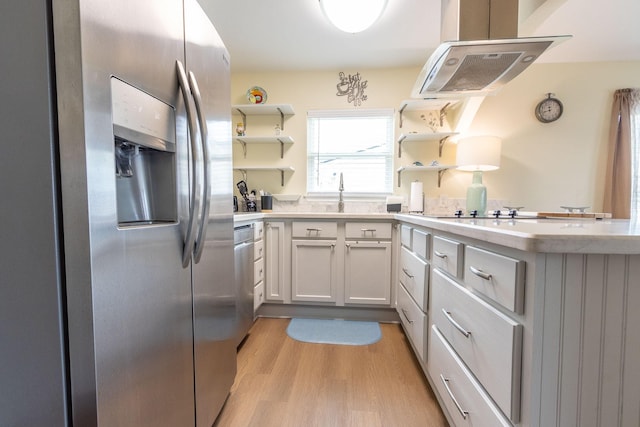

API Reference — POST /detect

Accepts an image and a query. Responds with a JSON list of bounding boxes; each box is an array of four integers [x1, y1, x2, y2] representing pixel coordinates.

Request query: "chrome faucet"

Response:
[[338, 172, 344, 213]]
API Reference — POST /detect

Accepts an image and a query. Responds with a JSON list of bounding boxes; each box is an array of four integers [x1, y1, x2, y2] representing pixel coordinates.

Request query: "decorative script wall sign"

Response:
[[336, 72, 368, 106]]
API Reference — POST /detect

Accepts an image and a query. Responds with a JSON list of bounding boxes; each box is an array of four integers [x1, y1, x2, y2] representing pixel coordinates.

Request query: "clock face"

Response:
[[535, 97, 563, 123]]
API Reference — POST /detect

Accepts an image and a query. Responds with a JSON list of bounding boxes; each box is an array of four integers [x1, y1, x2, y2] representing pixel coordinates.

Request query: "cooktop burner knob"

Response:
[[492, 210, 501, 218], [509, 209, 518, 218], [454, 209, 463, 218], [469, 210, 478, 218]]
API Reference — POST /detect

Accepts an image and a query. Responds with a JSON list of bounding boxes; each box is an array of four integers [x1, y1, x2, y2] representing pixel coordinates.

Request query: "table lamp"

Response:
[[456, 136, 501, 216]]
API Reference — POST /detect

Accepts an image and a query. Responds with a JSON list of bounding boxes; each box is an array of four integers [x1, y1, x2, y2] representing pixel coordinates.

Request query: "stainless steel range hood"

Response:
[[412, 0, 570, 98]]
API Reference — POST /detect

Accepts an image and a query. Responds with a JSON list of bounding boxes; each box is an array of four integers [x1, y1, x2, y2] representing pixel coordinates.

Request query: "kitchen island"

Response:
[[236, 211, 640, 427], [395, 214, 640, 427]]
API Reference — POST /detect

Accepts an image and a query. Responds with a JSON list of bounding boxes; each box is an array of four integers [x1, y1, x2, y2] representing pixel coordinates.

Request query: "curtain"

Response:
[[603, 88, 640, 219]]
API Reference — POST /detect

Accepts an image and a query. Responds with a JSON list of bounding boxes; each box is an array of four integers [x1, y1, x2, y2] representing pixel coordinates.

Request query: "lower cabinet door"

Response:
[[429, 326, 511, 427], [254, 281, 264, 313], [397, 283, 426, 361], [344, 240, 391, 305], [291, 239, 337, 302]]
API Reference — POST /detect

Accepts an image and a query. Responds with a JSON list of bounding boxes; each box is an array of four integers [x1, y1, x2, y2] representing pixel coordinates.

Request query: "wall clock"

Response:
[[535, 93, 563, 123]]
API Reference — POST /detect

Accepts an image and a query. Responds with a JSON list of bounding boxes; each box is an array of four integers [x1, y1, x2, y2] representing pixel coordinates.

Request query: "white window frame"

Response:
[[306, 108, 394, 197]]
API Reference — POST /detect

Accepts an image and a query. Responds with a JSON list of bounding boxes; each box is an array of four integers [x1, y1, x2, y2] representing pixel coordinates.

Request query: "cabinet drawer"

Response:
[[254, 281, 265, 311], [464, 245, 525, 313], [397, 284, 427, 361], [429, 326, 512, 427], [292, 221, 338, 238], [432, 236, 464, 278], [345, 222, 392, 239], [254, 239, 264, 261], [254, 258, 264, 286], [399, 246, 429, 311], [432, 269, 522, 422], [401, 225, 412, 249], [412, 229, 430, 260], [253, 221, 264, 241]]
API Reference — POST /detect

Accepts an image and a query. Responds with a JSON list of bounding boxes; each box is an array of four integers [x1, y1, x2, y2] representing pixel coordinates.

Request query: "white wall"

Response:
[[231, 61, 640, 212]]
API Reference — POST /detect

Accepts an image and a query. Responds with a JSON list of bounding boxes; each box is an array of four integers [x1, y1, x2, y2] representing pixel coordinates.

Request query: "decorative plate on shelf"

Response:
[[247, 86, 267, 104]]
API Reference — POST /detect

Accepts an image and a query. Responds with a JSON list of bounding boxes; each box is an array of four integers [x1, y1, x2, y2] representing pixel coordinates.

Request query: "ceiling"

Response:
[[201, 0, 640, 73]]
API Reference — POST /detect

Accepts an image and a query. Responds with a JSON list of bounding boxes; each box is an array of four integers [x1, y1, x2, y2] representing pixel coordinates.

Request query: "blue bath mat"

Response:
[[286, 318, 381, 346]]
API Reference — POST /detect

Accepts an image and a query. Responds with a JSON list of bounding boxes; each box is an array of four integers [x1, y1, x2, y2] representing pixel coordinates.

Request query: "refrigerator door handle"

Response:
[[188, 70, 211, 264], [176, 60, 203, 268]]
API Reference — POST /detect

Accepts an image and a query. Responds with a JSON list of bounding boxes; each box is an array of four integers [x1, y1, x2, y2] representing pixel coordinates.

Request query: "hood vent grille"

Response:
[[442, 52, 521, 91]]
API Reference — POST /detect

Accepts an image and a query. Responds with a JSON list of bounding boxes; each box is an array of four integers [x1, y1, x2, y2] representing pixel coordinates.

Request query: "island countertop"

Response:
[[395, 214, 640, 254]]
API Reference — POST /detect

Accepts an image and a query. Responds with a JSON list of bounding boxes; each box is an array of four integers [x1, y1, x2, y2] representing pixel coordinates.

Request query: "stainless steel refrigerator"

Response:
[[0, 0, 236, 426]]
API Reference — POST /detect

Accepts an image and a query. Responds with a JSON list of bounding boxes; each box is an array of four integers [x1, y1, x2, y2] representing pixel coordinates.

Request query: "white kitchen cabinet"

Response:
[[253, 222, 265, 314], [396, 215, 640, 427], [291, 239, 337, 303], [344, 240, 391, 305], [432, 269, 522, 421], [397, 223, 431, 364], [344, 222, 393, 306], [265, 221, 285, 301], [429, 326, 512, 427]]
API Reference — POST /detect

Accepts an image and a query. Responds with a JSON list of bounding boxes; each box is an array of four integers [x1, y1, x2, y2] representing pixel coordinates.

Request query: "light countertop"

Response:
[[396, 214, 640, 254], [233, 212, 640, 254]]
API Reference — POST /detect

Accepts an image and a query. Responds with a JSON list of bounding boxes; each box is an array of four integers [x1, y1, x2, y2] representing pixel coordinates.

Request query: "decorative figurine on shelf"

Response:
[[235, 122, 245, 136]]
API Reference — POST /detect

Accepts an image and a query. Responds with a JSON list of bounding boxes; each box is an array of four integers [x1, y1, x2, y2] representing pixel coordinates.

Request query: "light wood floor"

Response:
[[213, 317, 448, 427]]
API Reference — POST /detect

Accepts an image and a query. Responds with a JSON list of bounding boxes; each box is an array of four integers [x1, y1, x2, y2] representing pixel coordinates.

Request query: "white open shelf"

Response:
[[233, 135, 294, 158], [396, 165, 456, 188], [233, 166, 295, 186], [397, 131, 459, 157]]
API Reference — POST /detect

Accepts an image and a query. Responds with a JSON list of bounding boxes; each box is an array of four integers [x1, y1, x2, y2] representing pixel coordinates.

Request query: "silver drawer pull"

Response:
[[361, 228, 376, 233], [469, 265, 492, 280], [440, 375, 469, 420], [442, 309, 471, 338], [402, 268, 414, 278], [401, 308, 414, 324], [434, 250, 447, 259], [306, 228, 322, 232]]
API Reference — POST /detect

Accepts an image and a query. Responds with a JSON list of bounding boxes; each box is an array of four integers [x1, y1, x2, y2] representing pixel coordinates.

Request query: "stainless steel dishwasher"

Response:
[[234, 224, 254, 346]]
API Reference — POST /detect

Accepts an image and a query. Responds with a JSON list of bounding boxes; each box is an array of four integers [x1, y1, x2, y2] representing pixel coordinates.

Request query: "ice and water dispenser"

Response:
[[111, 77, 177, 226]]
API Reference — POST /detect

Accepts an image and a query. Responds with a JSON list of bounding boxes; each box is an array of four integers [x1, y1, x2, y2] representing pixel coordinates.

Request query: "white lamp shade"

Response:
[[320, 0, 388, 33], [456, 136, 502, 171]]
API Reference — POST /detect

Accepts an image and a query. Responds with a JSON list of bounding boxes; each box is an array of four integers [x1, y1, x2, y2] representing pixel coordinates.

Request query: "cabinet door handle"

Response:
[[345, 243, 351, 251], [401, 308, 414, 324], [441, 309, 471, 338], [469, 265, 492, 280], [440, 375, 469, 420], [402, 268, 414, 278], [330, 243, 335, 250], [434, 250, 447, 259]]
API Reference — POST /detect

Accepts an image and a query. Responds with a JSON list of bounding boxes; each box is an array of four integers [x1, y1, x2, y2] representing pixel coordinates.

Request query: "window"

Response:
[[307, 109, 394, 195]]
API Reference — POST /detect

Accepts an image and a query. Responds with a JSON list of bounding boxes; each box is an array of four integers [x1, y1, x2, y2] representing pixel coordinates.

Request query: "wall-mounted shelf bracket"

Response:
[[237, 110, 247, 130], [438, 135, 451, 157], [437, 168, 449, 187], [438, 102, 450, 127]]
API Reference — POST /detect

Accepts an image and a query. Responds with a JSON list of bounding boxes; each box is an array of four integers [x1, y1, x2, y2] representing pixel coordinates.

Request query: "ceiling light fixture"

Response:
[[319, 0, 388, 33]]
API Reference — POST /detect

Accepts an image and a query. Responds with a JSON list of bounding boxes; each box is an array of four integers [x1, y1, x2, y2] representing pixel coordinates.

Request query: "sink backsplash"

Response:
[[258, 196, 506, 215]]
